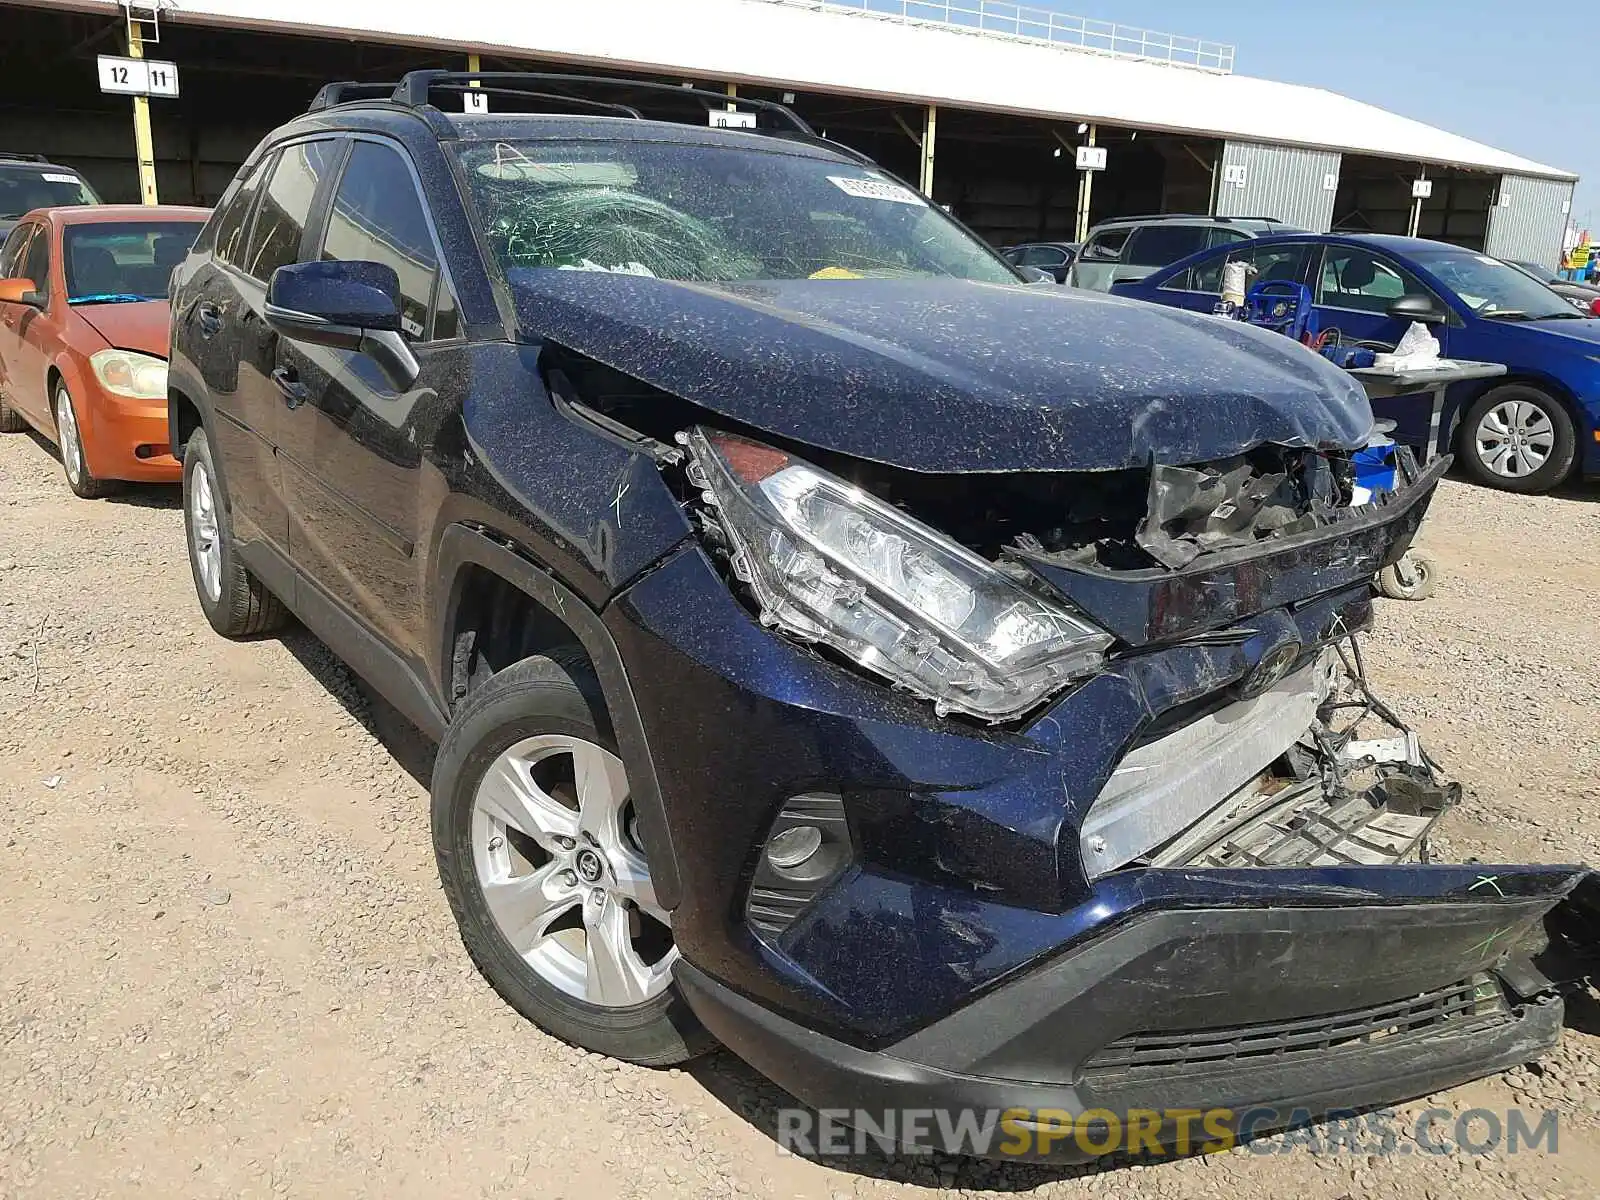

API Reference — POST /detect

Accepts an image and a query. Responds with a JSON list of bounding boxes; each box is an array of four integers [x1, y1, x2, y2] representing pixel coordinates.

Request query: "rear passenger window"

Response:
[[321, 140, 455, 341], [1080, 229, 1130, 262], [1125, 225, 1209, 268], [212, 156, 271, 268], [245, 139, 340, 282]]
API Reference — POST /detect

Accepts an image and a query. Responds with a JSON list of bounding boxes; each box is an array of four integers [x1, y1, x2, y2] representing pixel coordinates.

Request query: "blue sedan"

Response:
[[1111, 233, 1600, 493]]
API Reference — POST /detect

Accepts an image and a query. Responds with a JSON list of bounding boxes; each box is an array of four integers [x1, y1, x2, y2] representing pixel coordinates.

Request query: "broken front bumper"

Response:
[[679, 870, 1581, 1162], [602, 489, 1594, 1156]]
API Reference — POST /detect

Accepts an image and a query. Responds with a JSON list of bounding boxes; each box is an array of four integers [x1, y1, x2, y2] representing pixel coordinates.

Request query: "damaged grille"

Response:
[[1084, 974, 1510, 1080], [1150, 777, 1443, 870]]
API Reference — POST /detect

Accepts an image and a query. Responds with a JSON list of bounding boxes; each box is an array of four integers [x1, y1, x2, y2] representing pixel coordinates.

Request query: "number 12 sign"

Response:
[[97, 55, 181, 98]]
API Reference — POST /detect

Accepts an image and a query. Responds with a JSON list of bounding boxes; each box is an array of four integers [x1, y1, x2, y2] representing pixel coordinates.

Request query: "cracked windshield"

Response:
[[454, 140, 1017, 283]]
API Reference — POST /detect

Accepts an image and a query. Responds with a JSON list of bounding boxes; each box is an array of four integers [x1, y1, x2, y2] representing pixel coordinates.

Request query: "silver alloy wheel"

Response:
[[189, 459, 223, 604], [471, 733, 675, 1008], [1474, 399, 1555, 479], [54, 387, 84, 488]]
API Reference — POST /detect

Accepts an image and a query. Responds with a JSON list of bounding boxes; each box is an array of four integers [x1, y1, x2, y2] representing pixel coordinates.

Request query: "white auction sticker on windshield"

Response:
[[41, 173, 80, 184], [828, 175, 924, 206]]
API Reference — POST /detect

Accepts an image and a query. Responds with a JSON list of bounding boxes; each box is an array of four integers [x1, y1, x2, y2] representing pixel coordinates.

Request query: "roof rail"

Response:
[[0, 151, 50, 163], [309, 82, 400, 112], [387, 71, 816, 135]]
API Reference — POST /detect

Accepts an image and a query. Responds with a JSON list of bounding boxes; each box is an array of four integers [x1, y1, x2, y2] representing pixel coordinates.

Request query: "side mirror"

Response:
[[264, 260, 418, 390], [1387, 294, 1447, 324], [0, 278, 44, 307], [1015, 264, 1055, 285]]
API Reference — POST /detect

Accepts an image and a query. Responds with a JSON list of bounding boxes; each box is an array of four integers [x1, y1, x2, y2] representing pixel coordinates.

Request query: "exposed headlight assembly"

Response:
[[90, 349, 167, 400], [685, 428, 1113, 722]]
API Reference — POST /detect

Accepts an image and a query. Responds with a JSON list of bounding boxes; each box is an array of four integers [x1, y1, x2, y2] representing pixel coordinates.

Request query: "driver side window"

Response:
[[319, 140, 457, 342], [1317, 250, 1428, 313], [20, 222, 50, 300], [0, 223, 33, 279]]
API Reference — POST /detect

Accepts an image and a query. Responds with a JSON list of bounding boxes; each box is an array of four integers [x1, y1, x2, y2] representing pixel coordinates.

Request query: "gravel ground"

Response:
[[2, 425, 1599, 1200]]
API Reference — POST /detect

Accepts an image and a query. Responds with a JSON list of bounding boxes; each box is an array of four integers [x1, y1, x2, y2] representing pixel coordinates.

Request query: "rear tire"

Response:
[[181, 426, 287, 637], [1459, 385, 1575, 494], [54, 382, 117, 499], [0, 397, 27, 433], [432, 652, 713, 1066]]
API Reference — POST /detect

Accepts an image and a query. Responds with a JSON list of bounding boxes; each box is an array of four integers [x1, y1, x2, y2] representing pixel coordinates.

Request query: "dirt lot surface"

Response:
[[3, 425, 1599, 1200]]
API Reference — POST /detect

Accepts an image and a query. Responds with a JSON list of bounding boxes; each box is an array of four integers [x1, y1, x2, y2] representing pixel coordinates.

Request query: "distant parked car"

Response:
[[1111, 231, 1600, 494], [1001, 241, 1078, 283], [1506, 259, 1600, 316], [0, 153, 100, 241], [1068, 214, 1294, 291], [0, 204, 208, 497]]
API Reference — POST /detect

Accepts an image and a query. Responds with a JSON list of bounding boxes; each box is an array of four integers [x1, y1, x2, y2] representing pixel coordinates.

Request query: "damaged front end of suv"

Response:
[[514, 270, 1600, 1160]]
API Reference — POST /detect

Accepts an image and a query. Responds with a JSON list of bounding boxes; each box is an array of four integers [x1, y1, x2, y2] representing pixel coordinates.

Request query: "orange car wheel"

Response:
[[53, 381, 118, 500]]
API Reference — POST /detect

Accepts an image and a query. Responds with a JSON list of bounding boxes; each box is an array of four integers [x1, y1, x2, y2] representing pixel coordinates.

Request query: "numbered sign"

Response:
[[145, 61, 180, 97], [97, 55, 180, 98], [708, 110, 756, 129], [1411, 179, 1433, 200], [1075, 145, 1108, 172], [464, 90, 490, 114]]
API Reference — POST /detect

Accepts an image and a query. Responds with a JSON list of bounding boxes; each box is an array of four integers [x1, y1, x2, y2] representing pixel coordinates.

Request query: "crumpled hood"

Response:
[[509, 271, 1373, 472], [74, 300, 170, 359]]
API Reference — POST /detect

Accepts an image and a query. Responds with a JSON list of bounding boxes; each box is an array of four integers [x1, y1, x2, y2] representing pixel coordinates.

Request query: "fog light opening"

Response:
[[765, 824, 823, 871]]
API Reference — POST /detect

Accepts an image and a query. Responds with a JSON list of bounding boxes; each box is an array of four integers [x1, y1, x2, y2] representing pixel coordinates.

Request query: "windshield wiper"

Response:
[[1532, 310, 1585, 320], [68, 293, 149, 306], [1480, 310, 1533, 321]]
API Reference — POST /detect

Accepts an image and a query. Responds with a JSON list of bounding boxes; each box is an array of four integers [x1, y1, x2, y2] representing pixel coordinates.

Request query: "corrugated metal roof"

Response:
[[101, 0, 1577, 181]]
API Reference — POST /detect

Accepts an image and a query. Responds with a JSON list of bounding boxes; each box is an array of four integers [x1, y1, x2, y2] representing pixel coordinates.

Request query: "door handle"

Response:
[[271, 365, 310, 409], [195, 300, 224, 338]]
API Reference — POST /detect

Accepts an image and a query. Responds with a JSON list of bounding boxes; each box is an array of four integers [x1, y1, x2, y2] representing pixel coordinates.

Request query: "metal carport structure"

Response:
[[1, 0, 1578, 256]]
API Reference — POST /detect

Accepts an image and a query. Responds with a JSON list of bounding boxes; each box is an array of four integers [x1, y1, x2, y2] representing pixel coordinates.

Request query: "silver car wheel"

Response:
[[54, 386, 84, 488], [1474, 399, 1555, 479], [471, 733, 675, 1008], [188, 459, 223, 604]]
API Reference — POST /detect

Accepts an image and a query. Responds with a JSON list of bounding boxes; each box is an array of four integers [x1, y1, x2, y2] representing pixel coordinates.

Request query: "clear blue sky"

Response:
[[1046, 0, 1595, 234]]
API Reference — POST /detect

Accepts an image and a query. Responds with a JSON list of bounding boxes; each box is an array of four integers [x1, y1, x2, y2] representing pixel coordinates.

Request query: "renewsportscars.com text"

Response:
[[776, 1106, 1560, 1159]]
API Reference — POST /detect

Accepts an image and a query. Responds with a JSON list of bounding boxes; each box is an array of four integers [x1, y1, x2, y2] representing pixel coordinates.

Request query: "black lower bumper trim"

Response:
[[678, 961, 1562, 1163]]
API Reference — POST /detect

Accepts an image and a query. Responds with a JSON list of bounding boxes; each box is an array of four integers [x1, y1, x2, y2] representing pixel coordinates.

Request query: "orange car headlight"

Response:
[[89, 349, 167, 400]]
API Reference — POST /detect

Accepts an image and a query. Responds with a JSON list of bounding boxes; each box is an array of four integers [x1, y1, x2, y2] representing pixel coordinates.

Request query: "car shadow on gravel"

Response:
[[687, 1050, 1102, 1191], [20, 428, 180, 508], [277, 625, 437, 788]]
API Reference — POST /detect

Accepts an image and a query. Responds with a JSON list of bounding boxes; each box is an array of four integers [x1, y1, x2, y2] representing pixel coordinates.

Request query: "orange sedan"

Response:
[[0, 204, 208, 497]]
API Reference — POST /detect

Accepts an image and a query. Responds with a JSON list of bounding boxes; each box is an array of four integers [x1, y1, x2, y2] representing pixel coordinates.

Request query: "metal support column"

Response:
[[1074, 123, 1097, 243], [726, 82, 738, 113], [1408, 165, 1427, 238], [126, 21, 158, 205], [920, 104, 937, 198]]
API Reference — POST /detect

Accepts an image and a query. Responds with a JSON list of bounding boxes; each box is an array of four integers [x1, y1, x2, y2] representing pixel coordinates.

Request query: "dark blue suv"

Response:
[[167, 72, 1598, 1160]]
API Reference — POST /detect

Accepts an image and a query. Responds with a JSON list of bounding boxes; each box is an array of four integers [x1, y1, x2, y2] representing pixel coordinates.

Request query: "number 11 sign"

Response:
[[97, 55, 181, 98]]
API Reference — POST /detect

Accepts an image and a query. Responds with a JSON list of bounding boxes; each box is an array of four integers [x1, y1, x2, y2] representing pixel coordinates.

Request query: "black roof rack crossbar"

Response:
[[390, 70, 815, 135], [310, 81, 403, 112], [0, 151, 50, 163], [426, 83, 643, 120]]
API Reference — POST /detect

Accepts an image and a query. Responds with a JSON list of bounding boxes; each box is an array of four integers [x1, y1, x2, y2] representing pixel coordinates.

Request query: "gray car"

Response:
[[1068, 213, 1294, 292], [1507, 259, 1600, 315]]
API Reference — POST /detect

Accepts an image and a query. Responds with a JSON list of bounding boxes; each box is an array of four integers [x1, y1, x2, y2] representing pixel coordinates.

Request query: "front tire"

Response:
[[431, 652, 712, 1066], [181, 426, 287, 637], [54, 382, 117, 499], [1460, 385, 1575, 494]]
